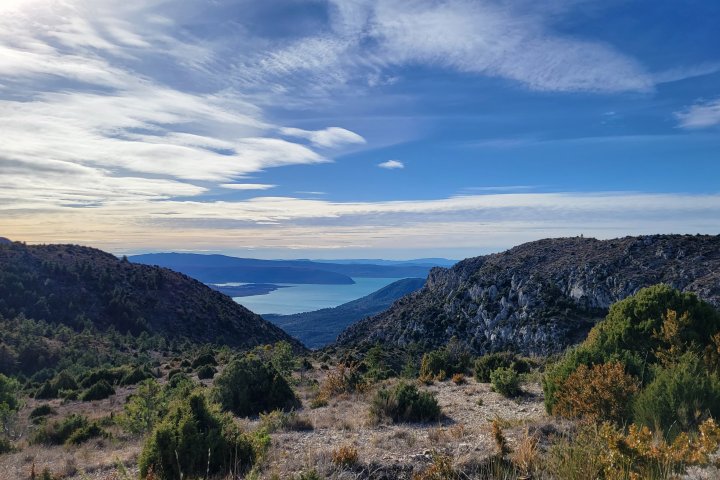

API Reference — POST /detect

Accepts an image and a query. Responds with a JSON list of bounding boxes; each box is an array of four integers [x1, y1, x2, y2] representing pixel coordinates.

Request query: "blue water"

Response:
[[228, 277, 405, 315]]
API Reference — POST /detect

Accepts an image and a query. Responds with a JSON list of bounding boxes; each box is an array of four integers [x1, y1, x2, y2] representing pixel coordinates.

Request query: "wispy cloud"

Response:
[[233, 0, 654, 97], [378, 160, 404, 169], [676, 98, 720, 129], [220, 184, 276, 190], [280, 127, 366, 148]]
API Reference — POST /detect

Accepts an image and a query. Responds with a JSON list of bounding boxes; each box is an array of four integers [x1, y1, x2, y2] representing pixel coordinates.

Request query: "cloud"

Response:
[[5, 192, 720, 255], [378, 160, 404, 169], [676, 98, 720, 129], [220, 183, 276, 190], [234, 0, 654, 96], [280, 127, 366, 148]]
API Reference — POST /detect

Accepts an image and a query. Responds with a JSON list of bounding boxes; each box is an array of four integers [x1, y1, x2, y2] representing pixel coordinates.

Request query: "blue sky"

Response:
[[1, 0, 719, 259]]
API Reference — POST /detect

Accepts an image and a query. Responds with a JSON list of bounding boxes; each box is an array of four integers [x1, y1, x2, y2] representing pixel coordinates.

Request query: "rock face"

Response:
[[0, 241, 303, 350], [336, 235, 720, 356]]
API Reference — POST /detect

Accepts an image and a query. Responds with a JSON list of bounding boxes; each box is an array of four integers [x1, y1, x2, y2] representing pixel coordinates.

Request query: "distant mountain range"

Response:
[[336, 235, 720, 356], [312, 258, 457, 267], [129, 253, 446, 285], [0, 241, 302, 350], [264, 277, 426, 348]]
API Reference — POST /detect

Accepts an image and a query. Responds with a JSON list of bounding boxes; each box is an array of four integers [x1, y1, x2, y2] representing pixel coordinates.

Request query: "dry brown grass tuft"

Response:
[[331, 444, 359, 468]]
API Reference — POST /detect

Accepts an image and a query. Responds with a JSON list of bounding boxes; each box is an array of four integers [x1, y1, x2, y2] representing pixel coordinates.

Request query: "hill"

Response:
[[0, 241, 302, 349], [129, 253, 436, 284], [264, 277, 426, 348], [336, 235, 720, 356]]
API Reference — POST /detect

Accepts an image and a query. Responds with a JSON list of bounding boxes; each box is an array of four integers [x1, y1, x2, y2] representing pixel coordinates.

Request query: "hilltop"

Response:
[[336, 234, 720, 355], [0, 241, 301, 349]]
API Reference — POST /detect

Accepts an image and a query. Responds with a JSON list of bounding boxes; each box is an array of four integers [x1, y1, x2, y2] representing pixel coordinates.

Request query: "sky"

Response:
[[1, 0, 719, 260]]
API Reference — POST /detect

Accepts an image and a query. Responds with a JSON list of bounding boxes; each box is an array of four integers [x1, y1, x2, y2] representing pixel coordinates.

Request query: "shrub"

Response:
[[212, 354, 298, 417], [474, 352, 517, 383], [552, 362, 638, 425], [259, 409, 313, 433], [598, 418, 720, 478], [30, 414, 88, 445], [370, 383, 441, 423], [119, 379, 165, 435], [191, 351, 217, 369], [363, 344, 393, 381], [79, 368, 121, 388], [419, 350, 448, 382], [545, 285, 720, 438], [270, 341, 295, 378], [29, 404, 56, 419], [34, 381, 57, 400], [119, 366, 152, 386], [0, 437, 13, 454], [66, 422, 105, 445], [138, 391, 256, 480], [196, 364, 216, 380], [80, 380, 115, 401], [51, 371, 78, 392], [490, 367, 521, 398], [545, 285, 720, 413], [331, 444, 358, 468], [315, 362, 365, 405], [419, 338, 472, 382], [633, 353, 720, 438]]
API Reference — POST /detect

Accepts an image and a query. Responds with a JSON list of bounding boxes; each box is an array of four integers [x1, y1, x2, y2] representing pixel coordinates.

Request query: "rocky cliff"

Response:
[[335, 235, 720, 356]]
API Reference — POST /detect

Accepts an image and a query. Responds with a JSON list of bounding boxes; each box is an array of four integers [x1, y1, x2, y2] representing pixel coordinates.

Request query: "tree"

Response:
[[119, 379, 165, 435], [270, 341, 295, 379]]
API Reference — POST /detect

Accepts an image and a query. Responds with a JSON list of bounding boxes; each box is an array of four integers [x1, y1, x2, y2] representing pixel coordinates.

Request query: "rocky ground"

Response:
[[0, 366, 552, 480], [250, 374, 550, 479]]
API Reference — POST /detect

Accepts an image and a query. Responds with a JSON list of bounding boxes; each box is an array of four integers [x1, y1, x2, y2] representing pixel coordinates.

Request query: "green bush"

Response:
[[79, 368, 121, 388], [0, 437, 13, 454], [544, 285, 720, 437], [633, 353, 720, 439], [490, 367, 521, 397], [370, 382, 441, 423], [66, 422, 105, 445], [29, 404, 56, 419], [80, 380, 115, 401], [474, 352, 519, 382], [51, 371, 78, 392], [196, 364, 216, 380], [418, 338, 472, 381], [211, 354, 299, 417], [30, 414, 87, 445], [34, 381, 57, 400], [119, 366, 152, 386], [119, 379, 166, 435], [191, 351, 217, 369], [138, 391, 256, 479]]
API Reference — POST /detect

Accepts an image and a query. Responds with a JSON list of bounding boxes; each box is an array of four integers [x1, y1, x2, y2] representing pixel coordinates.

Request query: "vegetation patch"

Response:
[[370, 382, 441, 423], [211, 354, 298, 417]]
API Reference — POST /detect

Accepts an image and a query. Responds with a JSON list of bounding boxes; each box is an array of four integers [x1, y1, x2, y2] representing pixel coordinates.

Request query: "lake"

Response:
[[227, 277, 406, 315]]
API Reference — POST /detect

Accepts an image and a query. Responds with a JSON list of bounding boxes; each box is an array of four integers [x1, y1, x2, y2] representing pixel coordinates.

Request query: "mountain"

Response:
[[336, 235, 720, 356], [130, 253, 437, 284], [313, 258, 457, 267], [0, 241, 302, 349], [0, 237, 11, 245], [264, 277, 426, 348]]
